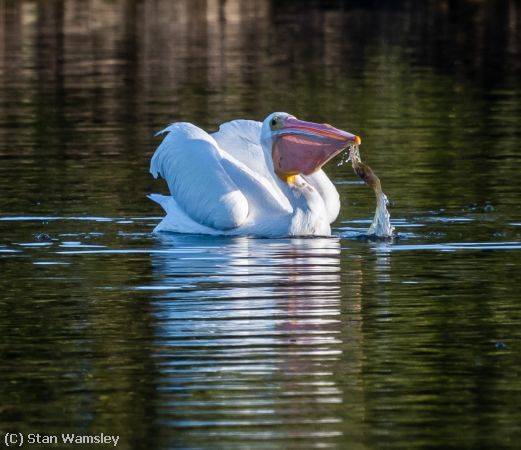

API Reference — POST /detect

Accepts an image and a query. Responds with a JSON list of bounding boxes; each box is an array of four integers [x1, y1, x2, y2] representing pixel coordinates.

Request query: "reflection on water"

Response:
[[1, 1, 521, 449], [1, 215, 521, 449], [149, 236, 348, 446]]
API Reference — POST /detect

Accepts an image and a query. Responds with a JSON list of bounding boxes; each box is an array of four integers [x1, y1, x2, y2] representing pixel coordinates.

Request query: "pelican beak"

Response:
[[273, 117, 361, 179]]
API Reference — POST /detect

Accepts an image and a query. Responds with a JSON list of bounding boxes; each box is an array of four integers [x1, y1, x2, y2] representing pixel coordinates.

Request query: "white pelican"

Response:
[[149, 112, 361, 237]]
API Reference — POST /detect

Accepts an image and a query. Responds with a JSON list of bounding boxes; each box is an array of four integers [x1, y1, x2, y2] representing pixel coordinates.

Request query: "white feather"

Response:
[[150, 123, 248, 230], [211, 119, 292, 212], [303, 171, 341, 223], [149, 115, 342, 237], [148, 194, 221, 235]]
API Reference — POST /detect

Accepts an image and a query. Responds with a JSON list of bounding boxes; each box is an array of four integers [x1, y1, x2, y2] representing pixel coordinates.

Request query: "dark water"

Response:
[[1, 1, 521, 449]]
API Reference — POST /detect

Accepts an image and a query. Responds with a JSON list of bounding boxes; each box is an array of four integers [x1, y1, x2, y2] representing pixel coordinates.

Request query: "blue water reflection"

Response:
[[147, 235, 347, 445]]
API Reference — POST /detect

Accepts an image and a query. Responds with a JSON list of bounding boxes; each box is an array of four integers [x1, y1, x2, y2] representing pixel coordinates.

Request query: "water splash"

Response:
[[367, 192, 395, 237], [347, 145, 395, 238], [336, 151, 351, 167]]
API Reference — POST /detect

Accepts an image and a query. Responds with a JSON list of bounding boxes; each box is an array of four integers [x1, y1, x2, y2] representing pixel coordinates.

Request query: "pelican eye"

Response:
[[270, 116, 283, 130]]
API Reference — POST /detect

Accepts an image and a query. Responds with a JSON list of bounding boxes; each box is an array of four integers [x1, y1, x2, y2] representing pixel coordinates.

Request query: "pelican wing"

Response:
[[150, 123, 248, 230], [148, 194, 221, 235], [211, 119, 291, 211], [220, 154, 293, 217], [211, 120, 265, 171]]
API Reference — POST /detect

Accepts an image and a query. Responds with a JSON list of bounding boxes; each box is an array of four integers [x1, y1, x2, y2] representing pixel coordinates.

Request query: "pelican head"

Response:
[[260, 112, 361, 183]]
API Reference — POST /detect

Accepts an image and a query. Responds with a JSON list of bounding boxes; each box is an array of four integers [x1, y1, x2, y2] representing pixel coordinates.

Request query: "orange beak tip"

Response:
[[355, 135, 362, 146]]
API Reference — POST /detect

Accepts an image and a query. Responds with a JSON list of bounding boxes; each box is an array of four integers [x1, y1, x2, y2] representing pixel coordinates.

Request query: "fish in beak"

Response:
[[272, 116, 361, 181]]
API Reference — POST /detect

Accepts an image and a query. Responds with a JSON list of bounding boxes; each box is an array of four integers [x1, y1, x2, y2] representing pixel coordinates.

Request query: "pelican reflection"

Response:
[[148, 235, 344, 445]]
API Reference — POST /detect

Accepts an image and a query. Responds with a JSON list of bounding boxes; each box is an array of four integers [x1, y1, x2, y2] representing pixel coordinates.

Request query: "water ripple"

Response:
[[145, 236, 346, 446]]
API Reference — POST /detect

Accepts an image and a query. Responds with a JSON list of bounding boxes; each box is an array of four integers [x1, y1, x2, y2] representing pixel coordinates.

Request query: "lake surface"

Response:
[[1, 1, 521, 449]]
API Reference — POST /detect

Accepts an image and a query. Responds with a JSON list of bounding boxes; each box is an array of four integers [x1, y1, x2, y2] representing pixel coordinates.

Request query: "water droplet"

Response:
[[34, 233, 52, 241]]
